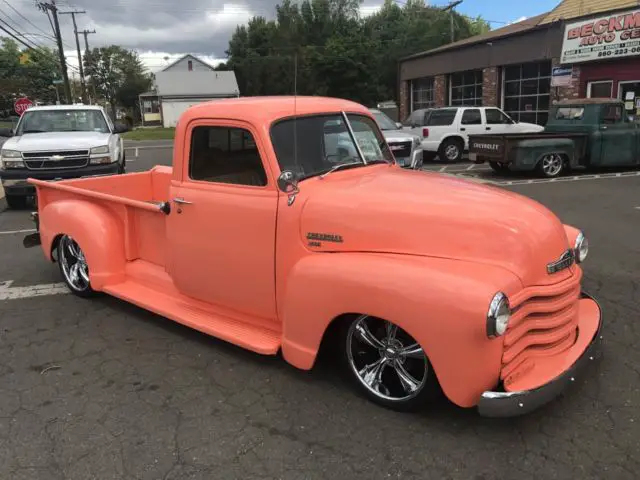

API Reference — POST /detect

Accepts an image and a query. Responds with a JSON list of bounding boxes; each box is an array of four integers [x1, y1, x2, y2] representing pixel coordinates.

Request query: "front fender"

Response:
[[40, 199, 126, 290], [280, 252, 523, 408]]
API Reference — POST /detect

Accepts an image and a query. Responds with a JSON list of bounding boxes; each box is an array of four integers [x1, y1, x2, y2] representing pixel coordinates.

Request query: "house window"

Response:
[[411, 77, 435, 111], [188, 60, 193, 71], [143, 99, 160, 114], [587, 81, 613, 98], [450, 70, 483, 106], [502, 61, 551, 126]]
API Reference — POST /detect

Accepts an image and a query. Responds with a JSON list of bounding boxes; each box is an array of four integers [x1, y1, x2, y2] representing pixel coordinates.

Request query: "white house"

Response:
[[139, 54, 240, 128]]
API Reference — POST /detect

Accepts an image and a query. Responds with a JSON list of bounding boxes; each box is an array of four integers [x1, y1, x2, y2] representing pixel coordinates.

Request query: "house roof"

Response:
[[161, 54, 215, 72], [401, 12, 551, 61], [154, 70, 239, 97], [540, 0, 639, 24]]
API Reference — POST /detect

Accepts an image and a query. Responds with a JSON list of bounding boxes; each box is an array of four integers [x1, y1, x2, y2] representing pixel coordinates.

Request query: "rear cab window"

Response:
[[425, 109, 458, 126], [555, 107, 585, 121]]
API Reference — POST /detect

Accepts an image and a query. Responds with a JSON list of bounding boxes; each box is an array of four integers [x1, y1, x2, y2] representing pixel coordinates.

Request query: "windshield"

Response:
[[270, 113, 393, 180], [371, 110, 398, 131], [16, 109, 110, 135]]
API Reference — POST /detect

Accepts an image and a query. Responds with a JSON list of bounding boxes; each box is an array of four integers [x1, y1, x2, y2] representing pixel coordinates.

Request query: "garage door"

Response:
[[162, 100, 210, 128]]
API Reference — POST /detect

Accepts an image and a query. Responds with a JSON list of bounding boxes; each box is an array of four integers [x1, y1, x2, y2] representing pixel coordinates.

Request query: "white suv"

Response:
[[404, 107, 544, 162]]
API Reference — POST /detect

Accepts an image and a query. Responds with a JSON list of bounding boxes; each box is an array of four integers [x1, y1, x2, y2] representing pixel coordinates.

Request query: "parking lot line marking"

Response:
[[0, 229, 36, 235], [439, 166, 447, 172], [135, 147, 139, 157], [466, 164, 475, 170], [0, 280, 69, 301]]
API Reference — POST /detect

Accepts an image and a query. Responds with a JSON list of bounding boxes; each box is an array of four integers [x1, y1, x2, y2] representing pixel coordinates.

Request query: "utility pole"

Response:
[[80, 29, 96, 104], [441, 0, 463, 44], [80, 29, 95, 53], [60, 10, 87, 103], [37, 1, 72, 103]]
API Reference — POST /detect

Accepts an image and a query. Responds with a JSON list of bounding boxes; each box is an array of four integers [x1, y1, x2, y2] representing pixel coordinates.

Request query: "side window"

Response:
[[461, 109, 482, 125], [486, 109, 512, 125], [404, 110, 424, 127], [189, 126, 268, 186], [426, 109, 457, 126], [601, 105, 624, 124]]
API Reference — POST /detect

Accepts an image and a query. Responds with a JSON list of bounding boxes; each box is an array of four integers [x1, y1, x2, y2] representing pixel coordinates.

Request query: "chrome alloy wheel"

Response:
[[541, 153, 563, 177], [59, 235, 90, 292], [346, 315, 428, 402], [444, 144, 460, 161]]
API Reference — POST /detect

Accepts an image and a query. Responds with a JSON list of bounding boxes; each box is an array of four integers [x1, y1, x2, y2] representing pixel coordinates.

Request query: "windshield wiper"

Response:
[[319, 161, 364, 179]]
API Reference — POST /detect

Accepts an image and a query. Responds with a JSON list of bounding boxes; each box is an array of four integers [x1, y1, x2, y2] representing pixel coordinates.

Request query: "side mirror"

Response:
[[395, 122, 403, 129], [0, 128, 13, 137], [113, 124, 130, 134], [277, 170, 299, 195]]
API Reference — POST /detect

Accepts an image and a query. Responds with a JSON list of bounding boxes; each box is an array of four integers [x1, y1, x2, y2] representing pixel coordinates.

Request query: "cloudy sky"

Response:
[[3, 0, 549, 75]]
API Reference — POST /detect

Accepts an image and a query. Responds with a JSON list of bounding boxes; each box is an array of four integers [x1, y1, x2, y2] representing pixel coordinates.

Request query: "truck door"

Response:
[[166, 120, 278, 321], [599, 104, 635, 166], [459, 109, 485, 146]]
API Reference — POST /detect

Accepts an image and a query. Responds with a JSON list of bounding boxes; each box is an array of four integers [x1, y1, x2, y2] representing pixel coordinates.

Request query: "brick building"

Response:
[[397, 0, 640, 125]]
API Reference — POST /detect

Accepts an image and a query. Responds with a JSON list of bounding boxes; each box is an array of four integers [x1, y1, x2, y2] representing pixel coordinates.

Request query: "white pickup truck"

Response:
[[404, 107, 544, 162]]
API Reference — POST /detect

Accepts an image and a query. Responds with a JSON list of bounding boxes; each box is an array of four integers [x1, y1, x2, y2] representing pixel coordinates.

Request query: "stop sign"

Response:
[[14, 97, 33, 116]]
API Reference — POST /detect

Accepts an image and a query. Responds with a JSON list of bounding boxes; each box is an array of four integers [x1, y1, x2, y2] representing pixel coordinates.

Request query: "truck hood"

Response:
[[381, 129, 420, 143], [2, 131, 111, 152], [300, 166, 574, 286], [517, 122, 545, 132]]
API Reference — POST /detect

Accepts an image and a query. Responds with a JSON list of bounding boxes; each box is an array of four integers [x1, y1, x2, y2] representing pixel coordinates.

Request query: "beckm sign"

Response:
[[561, 8, 640, 64]]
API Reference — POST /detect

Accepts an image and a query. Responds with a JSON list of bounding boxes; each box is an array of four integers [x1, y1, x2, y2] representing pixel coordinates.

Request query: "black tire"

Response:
[[489, 161, 508, 173], [422, 152, 437, 162], [57, 235, 96, 298], [339, 314, 439, 412], [537, 153, 565, 178], [5, 195, 27, 209], [119, 152, 126, 174], [438, 138, 464, 162]]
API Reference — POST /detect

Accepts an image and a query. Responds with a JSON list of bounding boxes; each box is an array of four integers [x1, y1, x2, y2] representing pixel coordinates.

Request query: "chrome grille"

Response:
[[388, 141, 412, 158], [22, 150, 90, 170], [500, 269, 582, 388]]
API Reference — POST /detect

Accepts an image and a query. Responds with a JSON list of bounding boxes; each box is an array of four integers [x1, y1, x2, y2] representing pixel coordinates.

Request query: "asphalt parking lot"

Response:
[[0, 143, 638, 479]]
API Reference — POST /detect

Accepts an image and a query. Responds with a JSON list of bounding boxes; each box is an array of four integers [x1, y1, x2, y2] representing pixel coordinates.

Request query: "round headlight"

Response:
[[574, 231, 588, 263], [487, 292, 511, 338]]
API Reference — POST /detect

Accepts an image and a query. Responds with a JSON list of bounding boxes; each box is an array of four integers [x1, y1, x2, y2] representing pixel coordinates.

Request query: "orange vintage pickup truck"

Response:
[[24, 96, 603, 417]]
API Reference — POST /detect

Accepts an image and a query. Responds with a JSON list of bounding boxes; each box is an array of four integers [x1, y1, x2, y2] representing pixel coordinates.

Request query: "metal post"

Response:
[[60, 11, 87, 103], [38, 1, 72, 103]]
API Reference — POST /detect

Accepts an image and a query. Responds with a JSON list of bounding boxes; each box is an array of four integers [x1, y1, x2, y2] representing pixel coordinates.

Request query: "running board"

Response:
[[103, 280, 281, 355]]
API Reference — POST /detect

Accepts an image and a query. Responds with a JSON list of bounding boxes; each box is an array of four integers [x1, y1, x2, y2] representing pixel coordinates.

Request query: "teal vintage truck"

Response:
[[468, 98, 640, 178]]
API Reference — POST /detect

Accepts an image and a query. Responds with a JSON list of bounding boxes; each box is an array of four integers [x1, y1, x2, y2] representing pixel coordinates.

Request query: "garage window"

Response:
[[503, 61, 551, 125], [411, 77, 435, 111], [189, 126, 267, 186], [450, 70, 483, 106]]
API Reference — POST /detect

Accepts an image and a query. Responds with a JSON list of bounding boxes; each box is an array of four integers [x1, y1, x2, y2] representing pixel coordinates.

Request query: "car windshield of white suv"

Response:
[[270, 113, 393, 180], [371, 110, 398, 131], [16, 110, 110, 135]]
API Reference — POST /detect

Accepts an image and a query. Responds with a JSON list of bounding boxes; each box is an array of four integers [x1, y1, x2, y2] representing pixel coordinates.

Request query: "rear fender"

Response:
[[280, 253, 522, 408], [40, 199, 126, 290]]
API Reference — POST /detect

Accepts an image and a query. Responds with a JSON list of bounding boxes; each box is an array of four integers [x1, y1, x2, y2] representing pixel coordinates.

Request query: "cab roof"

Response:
[[180, 96, 371, 126], [25, 104, 105, 111]]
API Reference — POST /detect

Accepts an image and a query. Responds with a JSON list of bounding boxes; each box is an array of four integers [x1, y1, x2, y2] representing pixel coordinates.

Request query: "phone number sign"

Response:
[[561, 9, 640, 64]]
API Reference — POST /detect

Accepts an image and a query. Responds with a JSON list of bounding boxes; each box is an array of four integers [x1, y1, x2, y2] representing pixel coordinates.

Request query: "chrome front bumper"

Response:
[[477, 291, 603, 417], [396, 147, 424, 169]]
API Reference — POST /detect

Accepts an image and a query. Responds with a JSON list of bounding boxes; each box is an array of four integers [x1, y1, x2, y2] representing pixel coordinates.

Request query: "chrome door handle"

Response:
[[173, 197, 193, 205]]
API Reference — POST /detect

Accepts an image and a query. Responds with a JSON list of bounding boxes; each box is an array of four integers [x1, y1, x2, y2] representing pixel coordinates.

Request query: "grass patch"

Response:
[[0, 121, 15, 129], [123, 127, 175, 141]]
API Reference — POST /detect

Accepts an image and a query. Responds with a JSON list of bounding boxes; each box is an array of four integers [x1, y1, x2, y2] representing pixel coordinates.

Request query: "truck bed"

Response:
[[29, 166, 173, 268], [468, 132, 588, 159]]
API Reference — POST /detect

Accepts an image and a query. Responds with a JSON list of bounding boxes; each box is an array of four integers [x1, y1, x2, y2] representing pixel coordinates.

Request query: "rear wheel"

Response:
[[5, 195, 27, 209], [538, 153, 565, 178], [57, 235, 95, 297], [341, 314, 439, 411], [489, 161, 509, 173], [438, 138, 463, 162]]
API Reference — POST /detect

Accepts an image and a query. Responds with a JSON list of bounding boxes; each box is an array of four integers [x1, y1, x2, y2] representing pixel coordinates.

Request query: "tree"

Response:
[[84, 45, 151, 121], [0, 38, 59, 115], [223, 0, 491, 105]]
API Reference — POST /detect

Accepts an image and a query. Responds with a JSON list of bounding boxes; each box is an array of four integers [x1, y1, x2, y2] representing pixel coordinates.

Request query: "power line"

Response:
[[0, 0, 72, 46]]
